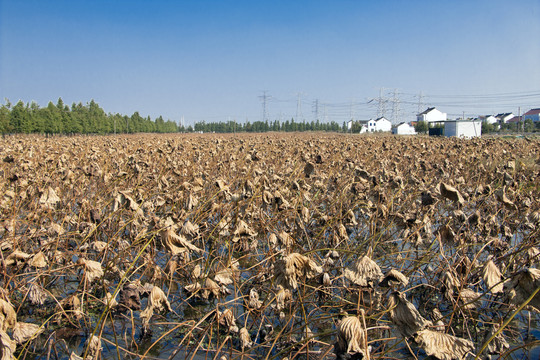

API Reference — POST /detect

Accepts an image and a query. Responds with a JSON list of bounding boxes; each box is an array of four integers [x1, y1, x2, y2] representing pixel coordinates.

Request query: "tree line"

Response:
[[192, 118, 345, 133], [0, 98, 179, 134], [0, 98, 351, 135]]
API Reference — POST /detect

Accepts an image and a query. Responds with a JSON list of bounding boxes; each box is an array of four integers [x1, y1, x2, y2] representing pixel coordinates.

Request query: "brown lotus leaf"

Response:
[[388, 291, 431, 338], [304, 162, 315, 177], [322, 272, 331, 286], [277, 231, 294, 248], [192, 264, 202, 278], [58, 295, 84, 321], [483, 323, 509, 355], [140, 305, 154, 329], [181, 221, 199, 238], [482, 259, 504, 294], [39, 186, 60, 209], [458, 288, 481, 309], [184, 282, 202, 297], [203, 278, 222, 299], [300, 206, 310, 223], [234, 220, 257, 237], [77, 258, 104, 283], [12, 322, 43, 344], [380, 269, 409, 287], [118, 283, 141, 311], [217, 308, 238, 333], [344, 252, 383, 287], [28, 252, 47, 268], [5, 250, 31, 267], [148, 286, 172, 313], [0, 331, 16, 360], [439, 182, 464, 205], [441, 270, 460, 299], [239, 327, 252, 348], [103, 292, 118, 308], [86, 335, 102, 360], [161, 228, 203, 255], [274, 253, 323, 290], [248, 288, 262, 310], [275, 285, 292, 310], [69, 352, 83, 360], [506, 268, 540, 311], [337, 316, 367, 355], [0, 300, 16, 332], [27, 282, 47, 306], [496, 187, 517, 210], [414, 329, 474, 360]]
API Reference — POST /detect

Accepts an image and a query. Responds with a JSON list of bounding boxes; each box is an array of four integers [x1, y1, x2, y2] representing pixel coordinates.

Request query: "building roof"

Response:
[[523, 108, 540, 116], [507, 116, 522, 123], [418, 107, 436, 116], [375, 117, 389, 122], [495, 112, 513, 118]]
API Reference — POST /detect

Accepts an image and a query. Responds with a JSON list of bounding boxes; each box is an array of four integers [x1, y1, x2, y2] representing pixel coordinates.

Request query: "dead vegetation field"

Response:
[[0, 132, 539, 360]]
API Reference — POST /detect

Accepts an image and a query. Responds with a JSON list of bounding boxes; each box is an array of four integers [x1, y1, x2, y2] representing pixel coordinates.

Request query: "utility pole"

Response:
[[259, 91, 271, 122]]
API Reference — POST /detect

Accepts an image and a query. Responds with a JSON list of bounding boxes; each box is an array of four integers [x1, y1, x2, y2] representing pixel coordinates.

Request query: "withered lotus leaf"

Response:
[[0, 300, 16, 332], [414, 329, 474, 360], [388, 291, 431, 338], [12, 322, 43, 344], [337, 316, 367, 355], [149, 286, 172, 313], [344, 252, 383, 287], [77, 258, 104, 283], [482, 259, 504, 294], [274, 253, 322, 290], [439, 182, 464, 205], [0, 331, 16, 360], [239, 327, 252, 348]]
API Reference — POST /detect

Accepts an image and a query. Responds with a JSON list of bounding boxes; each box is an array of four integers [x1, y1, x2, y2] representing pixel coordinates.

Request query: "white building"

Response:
[[479, 115, 498, 125], [444, 120, 482, 138], [417, 107, 447, 123], [372, 117, 392, 132], [392, 122, 416, 135], [496, 113, 514, 124]]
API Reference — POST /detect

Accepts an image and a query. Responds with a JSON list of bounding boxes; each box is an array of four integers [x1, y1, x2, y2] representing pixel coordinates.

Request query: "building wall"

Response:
[[375, 119, 392, 132], [393, 124, 416, 135], [524, 113, 540, 122], [417, 109, 447, 123], [445, 121, 482, 138]]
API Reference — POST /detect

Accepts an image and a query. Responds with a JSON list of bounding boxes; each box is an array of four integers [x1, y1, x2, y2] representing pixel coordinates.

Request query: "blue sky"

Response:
[[1, 0, 540, 125]]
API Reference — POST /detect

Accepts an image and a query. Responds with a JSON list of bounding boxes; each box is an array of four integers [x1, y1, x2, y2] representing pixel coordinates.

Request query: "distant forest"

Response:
[[0, 98, 347, 135]]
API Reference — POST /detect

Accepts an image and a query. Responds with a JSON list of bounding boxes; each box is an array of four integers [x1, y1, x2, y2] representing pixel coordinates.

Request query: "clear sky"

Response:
[[1, 0, 540, 125]]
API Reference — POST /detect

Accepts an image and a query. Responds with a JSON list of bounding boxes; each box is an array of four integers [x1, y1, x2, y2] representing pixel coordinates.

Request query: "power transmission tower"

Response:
[[296, 92, 304, 122], [417, 91, 425, 114], [377, 88, 387, 118], [391, 89, 401, 125], [349, 98, 355, 121], [259, 91, 271, 122], [313, 99, 319, 121]]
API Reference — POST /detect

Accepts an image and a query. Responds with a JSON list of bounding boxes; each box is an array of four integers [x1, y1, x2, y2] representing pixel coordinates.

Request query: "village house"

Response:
[[417, 107, 447, 123], [523, 108, 540, 122], [392, 122, 416, 135], [495, 112, 515, 124]]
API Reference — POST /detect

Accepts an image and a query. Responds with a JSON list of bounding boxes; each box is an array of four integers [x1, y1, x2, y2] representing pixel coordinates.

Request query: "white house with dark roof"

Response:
[[523, 108, 540, 122], [478, 115, 498, 125], [417, 107, 447, 123], [392, 122, 416, 135], [496, 113, 515, 124]]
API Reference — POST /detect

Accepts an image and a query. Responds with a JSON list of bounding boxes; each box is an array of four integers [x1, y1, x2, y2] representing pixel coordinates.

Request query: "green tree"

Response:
[[415, 121, 429, 134]]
